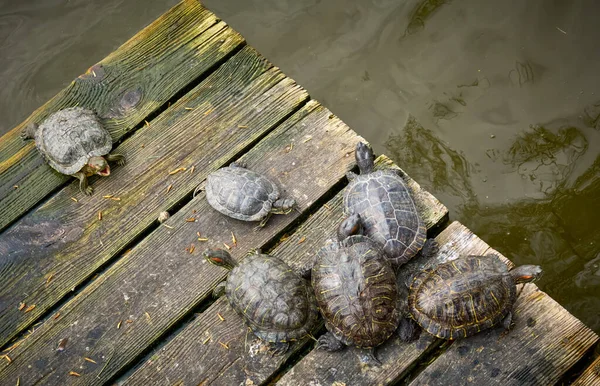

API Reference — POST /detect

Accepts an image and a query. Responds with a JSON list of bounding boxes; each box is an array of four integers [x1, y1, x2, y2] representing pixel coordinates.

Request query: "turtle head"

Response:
[[510, 264, 543, 284], [271, 198, 296, 214], [203, 248, 237, 270], [355, 142, 375, 174], [337, 213, 363, 241], [88, 156, 110, 177]]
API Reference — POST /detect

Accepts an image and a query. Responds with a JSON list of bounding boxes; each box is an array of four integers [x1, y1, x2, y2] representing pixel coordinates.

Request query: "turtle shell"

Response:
[[34, 107, 112, 175], [407, 255, 516, 340], [344, 169, 426, 266], [206, 165, 279, 221], [225, 252, 319, 343], [312, 235, 400, 348]]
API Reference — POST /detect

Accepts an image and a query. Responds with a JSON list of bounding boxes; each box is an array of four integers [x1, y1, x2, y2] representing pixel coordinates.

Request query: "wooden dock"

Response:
[[0, 1, 597, 385]]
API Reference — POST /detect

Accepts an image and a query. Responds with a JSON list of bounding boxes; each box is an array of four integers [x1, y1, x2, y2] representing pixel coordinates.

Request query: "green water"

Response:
[[0, 0, 598, 334]]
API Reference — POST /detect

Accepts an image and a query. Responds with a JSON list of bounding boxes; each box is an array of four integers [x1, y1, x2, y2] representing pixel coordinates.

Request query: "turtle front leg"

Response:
[[257, 213, 273, 228], [73, 171, 93, 195], [230, 160, 247, 169], [268, 342, 289, 356], [212, 282, 226, 298], [106, 153, 126, 166], [316, 332, 345, 352], [346, 171, 358, 181], [359, 347, 382, 367]]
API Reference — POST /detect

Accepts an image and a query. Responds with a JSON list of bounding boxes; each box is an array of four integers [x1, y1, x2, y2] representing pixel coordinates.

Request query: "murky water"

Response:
[[1, 0, 598, 334]]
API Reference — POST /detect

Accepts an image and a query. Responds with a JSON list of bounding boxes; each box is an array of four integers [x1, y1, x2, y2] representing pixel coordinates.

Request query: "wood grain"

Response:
[[0, 0, 245, 231], [0, 101, 368, 385], [573, 355, 600, 386], [123, 158, 449, 386], [0, 46, 307, 349]]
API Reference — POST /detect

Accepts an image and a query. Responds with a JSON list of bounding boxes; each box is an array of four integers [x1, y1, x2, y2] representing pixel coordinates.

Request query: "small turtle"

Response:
[[402, 254, 542, 340], [21, 107, 125, 195], [202, 162, 296, 227], [343, 142, 427, 268], [204, 248, 319, 354], [301, 214, 400, 366]]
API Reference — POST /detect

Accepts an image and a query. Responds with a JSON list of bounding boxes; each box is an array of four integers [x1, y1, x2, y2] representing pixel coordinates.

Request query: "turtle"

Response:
[[202, 162, 296, 227], [343, 141, 428, 268], [301, 214, 401, 366], [401, 254, 542, 340], [204, 248, 320, 354], [21, 107, 125, 195]]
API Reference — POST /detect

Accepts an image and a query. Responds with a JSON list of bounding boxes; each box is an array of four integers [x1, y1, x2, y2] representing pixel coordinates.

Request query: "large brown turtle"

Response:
[[301, 214, 401, 366], [204, 248, 319, 354], [343, 142, 429, 268], [21, 107, 125, 195], [402, 254, 542, 340], [202, 162, 296, 227]]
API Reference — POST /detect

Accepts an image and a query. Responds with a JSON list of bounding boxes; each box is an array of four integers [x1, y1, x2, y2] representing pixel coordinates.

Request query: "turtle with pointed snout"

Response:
[[21, 107, 125, 195]]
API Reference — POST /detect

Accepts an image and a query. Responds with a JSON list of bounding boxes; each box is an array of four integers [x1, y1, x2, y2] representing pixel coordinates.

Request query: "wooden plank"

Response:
[[573, 356, 600, 386], [0, 101, 370, 386], [0, 46, 307, 348], [0, 0, 245, 232], [408, 241, 599, 385], [275, 222, 486, 386], [122, 157, 448, 385]]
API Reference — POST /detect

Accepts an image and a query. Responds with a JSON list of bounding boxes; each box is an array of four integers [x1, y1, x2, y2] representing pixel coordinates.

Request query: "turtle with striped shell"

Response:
[[401, 254, 542, 340]]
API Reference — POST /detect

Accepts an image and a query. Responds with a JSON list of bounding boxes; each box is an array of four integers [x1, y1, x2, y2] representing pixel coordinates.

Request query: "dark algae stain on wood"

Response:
[[0, 0, 244, 232], [0, 45, 304, 350]]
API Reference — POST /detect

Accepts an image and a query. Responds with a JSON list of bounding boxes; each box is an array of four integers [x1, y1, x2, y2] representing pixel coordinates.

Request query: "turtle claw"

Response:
[[359, 348, 382, 367], [84, 186, 94, 196], [268, 342, 289, 356], [20, 122, 37, 140], [230, 161, 247, 169], [316, 332, 344, 352], [106, 153, 126, 166]]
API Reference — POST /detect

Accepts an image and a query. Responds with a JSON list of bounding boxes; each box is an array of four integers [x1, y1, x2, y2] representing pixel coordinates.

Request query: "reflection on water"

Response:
[[0, 0, 599, 332]]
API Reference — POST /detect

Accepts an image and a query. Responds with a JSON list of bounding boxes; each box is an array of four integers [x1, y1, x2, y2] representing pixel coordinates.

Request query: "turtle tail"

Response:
[[20, 122, 38, 140]]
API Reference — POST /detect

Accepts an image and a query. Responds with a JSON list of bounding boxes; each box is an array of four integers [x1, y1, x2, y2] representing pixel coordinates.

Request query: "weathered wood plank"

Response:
[[122, 157, 448, 386], [408, 237, 599, 385], [573, 355, 600, 386], [0, 101, 369, 386], [275, 222, 486, 386], [0, 46, 307, 348], [0, 0, 245, 232]]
